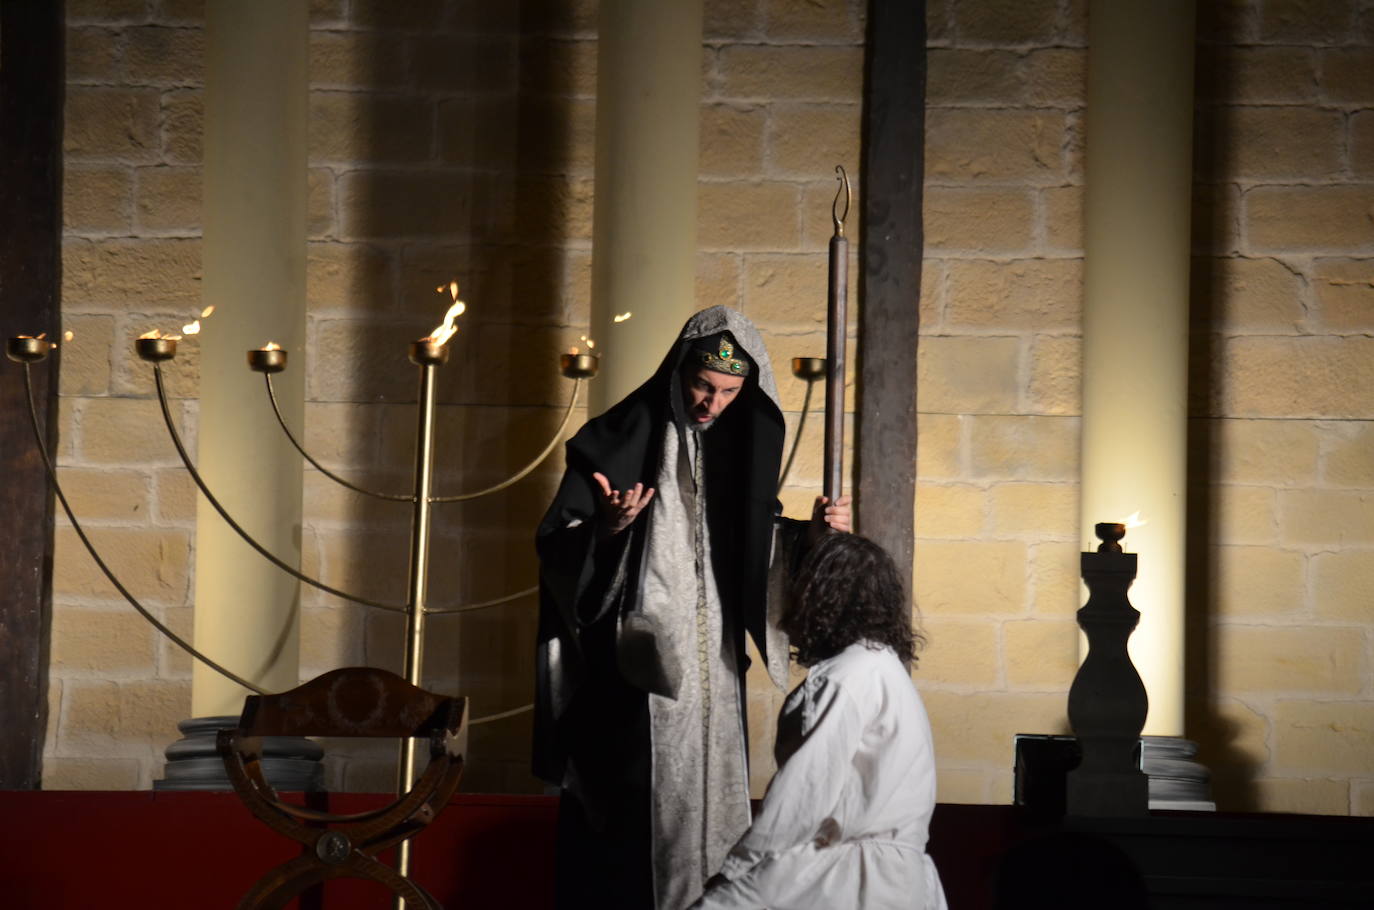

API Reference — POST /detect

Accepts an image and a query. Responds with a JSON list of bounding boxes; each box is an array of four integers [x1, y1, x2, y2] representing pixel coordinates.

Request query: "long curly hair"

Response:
[[783, 533, 925, 668]]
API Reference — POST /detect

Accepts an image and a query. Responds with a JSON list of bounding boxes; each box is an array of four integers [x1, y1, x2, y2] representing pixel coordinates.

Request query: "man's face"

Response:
[[681, 367, 746, 428]]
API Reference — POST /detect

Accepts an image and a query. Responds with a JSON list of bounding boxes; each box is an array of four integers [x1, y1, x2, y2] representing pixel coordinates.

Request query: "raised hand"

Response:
[[809, 494, 852, 544], [593, 471, 656, 536]]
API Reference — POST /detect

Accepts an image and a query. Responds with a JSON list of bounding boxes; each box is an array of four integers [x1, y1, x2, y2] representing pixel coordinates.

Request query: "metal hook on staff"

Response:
[[832, 165, 851, 238]]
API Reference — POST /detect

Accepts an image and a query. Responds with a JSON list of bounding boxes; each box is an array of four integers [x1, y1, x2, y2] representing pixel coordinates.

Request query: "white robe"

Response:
[[689, 643, 948, 910]]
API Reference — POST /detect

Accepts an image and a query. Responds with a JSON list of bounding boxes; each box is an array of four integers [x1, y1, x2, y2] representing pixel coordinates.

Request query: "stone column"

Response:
[[588, 0, 704, 414], [1080, 0, 1211, 809], [159, 0, 315, 789]]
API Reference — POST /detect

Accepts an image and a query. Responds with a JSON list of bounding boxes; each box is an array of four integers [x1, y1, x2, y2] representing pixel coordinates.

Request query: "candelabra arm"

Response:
[[424, 585, 538, 615], [151, 366, 408, 614], [263, 373, 413, 502], [469, 704, 533, 726], [432, 378, 583, 503], [20, 366, 267, 694], [777, 378, 817, 493]]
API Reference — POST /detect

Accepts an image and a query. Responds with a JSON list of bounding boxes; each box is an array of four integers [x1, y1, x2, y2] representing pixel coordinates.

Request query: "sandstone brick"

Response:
[[935, 769, 995, 805], [741, 253, 832, 330], [52, 607, 156, 672], [1322, 421, 1374, 486], [1026, 334, 1080, 417], [1259, 0, 1359, 45], [54, 526, 191, 603], [310, 92, 433, 165], [927, 110, 1067, 183], [306, 241, 395, 312], [717, 45, 865, 102], [945, 259, 1081, 332], [799, 179, 866, 252], [515, 96, 596, 176], [917, 414, 964, 480], [299, 604, 366, 673], [63, 237, 202, 307], [1188, 696, 1271, 774], [1041, 185, 1083, 253], [43, 758, 142, 791], [76, 397, 187, 466], [950, 0, 1059, 45], [1211, 107, 1344, 181], [57, 314, 116, 397], [412, 33, 516, 94], [53, 468, 150, 523], [915, 540, 1028, 615], [925, 187, 1034, 253], [1353, 112, 1374, 178], [1024, 48, 1085, 108], [1195, 0, 1257, 44], [697, 251, 743, 313], [67, 27, 125, 84], [64, 165, 133, 234], [1310, 547, 1371, 621], [65, 87, 161, 162], [307, 167, 336, 238], [1241, 778, 1353, 816], [1280, 489, 1374, 547], [1222, 336, 1374, 419], [339, 170, 475, 241], [698, 180, 801, 251], [917, 336, 1021, 415], [520, 36, 597, 96], [161, 89, 203, 164], [1004, 618, 1078, 689], [969, 415, 1078, 482], [1354, 780, 1374, 816], [1217, 624, 1365, 695], [68, 0, 149, 24], [349, 0, 444, 30], [1030, 541, 1080, 617], [1213, 418, 1319, 486], [701, 104, 766, 178], [1246, 186, 1374, 254], [704, 0, 763, 41], [155, 0, 206, 25], [135, 166, 201, 233], [1312, 258, 1374, 333], [915, 483, 985, 539], [1213, 545, 1306, 618], [1196, 255, 1306, 334], [126, 25, 204, 86], [990, 483, 1076, 539], [917, 617, 1000, 687], [309, 30, 409, 90], [153, 468, 196, 524], [513, 175, 595, 245], [1214, 485, 1279, 546], [1191, 182, 1242, 257], [1272, 700, 1374, 777], [922, 691, 1068, 765], [926, 49, 1021, 106], [762, 0, 863, 42], [1198, 47, 1317, 105], [62, 679, 190, 746]]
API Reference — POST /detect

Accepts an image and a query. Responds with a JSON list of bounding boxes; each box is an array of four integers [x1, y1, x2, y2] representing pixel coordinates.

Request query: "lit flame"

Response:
[[182, 320, 201, 335], [139, 328, 181, 341], [64, 331, 74, 341], [426, 280, 467, 346], [613, 312, 632, 323], [1124, 511, 1147, 529], [580, 335, 596, 351], [201, 305, 215, 318], [262, 341, 281, 351]]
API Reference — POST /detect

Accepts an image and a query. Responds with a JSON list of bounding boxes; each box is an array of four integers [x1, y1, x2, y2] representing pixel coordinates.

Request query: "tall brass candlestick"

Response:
[[824, 166, 851, 504], [395, 338, 447, 890]]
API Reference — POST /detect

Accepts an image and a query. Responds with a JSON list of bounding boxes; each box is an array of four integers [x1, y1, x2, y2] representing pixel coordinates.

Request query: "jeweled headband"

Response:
[[693, 334, 750, 377]]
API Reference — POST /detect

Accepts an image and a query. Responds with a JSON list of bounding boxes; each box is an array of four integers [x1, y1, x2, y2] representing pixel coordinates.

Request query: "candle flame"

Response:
[[425, 280, 467, 346], [580, 335, 596, 351], [182, 320, 201, 335], [1124, 511, 1147, 529], [262, 341, 281, 351], [64, 330, 74, 341], [139, 328, 181, 341], [613, 312, 632, 323], [201, 305, 215, 318], [569, 347, 580, 356]]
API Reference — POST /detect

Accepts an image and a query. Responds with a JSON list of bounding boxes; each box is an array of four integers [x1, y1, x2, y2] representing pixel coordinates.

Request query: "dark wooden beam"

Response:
[[856, 0, 925, 598], [0, 0, 64, 789]]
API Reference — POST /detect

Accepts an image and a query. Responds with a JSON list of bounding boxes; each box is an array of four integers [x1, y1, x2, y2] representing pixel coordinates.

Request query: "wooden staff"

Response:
[[825, 166, 851, 505]]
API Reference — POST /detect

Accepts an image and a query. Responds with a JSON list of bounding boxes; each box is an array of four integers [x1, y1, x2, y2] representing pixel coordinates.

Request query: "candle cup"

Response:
[[135, 337, 178, 362], [247, 348, 288, 373], [791, 357, 826, 381], [559, 353, 599, 379], [409, 339, 450, 367], [7, 336, 54, 363], [1095, 522, 1127, 553]]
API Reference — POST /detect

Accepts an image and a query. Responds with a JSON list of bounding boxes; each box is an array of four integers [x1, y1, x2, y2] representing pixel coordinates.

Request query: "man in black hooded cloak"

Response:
[[535, 306, 850, 909]]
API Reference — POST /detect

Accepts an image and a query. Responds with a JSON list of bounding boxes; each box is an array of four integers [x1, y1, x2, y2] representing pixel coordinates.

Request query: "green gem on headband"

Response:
[[698, 335, 750, 377]]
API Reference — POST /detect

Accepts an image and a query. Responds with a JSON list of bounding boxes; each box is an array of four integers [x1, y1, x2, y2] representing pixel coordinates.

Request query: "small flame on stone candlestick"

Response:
[[182, 320, 201, 335], [1124, 511, 1147, 529], [139, 328, 182, 341], [263, 341, 281, 351], [426, 280, 467, 346], [201, 305, 215, 318], [613, 312, 632, 323]]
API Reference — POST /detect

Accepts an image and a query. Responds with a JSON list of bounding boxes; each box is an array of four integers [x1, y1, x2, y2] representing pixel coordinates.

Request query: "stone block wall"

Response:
[[44, 0, 1372, 815]]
